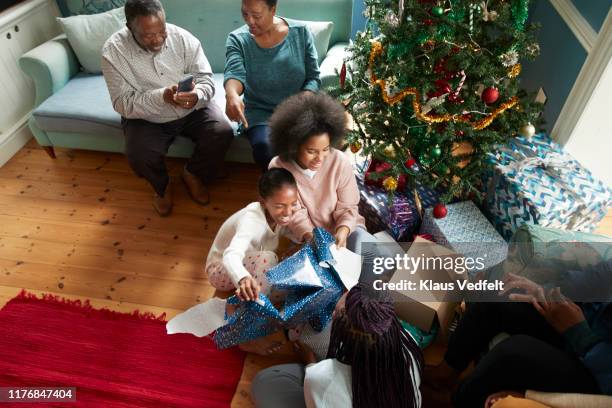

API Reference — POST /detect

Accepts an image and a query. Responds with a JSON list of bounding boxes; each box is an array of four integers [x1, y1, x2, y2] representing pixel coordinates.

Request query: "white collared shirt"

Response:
[[102, 24, 214, 123]]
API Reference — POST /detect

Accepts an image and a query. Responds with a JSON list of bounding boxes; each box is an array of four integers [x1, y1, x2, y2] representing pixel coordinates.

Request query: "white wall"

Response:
[[564, 57, 612, 188]]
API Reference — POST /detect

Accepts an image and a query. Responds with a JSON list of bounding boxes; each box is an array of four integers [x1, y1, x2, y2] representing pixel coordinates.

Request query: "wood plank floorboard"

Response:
[[1, 140, 610, 407]]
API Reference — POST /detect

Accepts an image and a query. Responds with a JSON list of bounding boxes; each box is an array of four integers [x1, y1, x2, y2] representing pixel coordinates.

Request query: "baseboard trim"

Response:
[[0, 119, 33, 167]]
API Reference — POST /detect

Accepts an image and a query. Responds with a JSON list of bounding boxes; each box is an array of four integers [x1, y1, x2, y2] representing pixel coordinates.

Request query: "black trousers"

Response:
[[446, 302, 600, 407], [122, 103, 233, 196]]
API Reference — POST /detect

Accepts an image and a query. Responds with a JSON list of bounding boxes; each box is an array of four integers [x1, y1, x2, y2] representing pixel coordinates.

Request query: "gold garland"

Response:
[[508, 63, 522, 78], [368, 41, 519, 130]]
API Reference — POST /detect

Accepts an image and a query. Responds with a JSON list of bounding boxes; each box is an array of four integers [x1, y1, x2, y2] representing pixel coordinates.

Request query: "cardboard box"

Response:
[[388, 237, 466, 334]]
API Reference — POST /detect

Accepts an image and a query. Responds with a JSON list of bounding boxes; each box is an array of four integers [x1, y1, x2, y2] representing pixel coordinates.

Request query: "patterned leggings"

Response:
[[206, 251, 279, 293]]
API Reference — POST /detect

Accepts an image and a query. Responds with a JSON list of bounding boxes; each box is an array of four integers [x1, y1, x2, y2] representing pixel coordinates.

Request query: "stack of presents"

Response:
[[170, 134, 612, 350], [354, 133, 612, 340]]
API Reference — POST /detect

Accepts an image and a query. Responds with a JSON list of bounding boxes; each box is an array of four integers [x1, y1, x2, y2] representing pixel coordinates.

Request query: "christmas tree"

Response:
[[335, 0, 543, 202]]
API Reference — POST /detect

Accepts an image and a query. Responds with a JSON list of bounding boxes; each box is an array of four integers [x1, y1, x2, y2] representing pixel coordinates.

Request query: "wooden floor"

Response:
[[0, 141, 610, 407]]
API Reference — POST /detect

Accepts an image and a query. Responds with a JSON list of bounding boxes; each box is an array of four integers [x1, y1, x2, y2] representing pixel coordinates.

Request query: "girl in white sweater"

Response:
[[205, 168, 299, 301]]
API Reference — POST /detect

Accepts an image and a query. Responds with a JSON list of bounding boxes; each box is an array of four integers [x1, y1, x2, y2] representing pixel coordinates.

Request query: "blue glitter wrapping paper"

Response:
[[212, 228, 344, 349]]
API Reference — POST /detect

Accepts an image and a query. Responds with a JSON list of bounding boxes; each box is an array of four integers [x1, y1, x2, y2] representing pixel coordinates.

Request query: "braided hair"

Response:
[[327, 284, 423, 408]]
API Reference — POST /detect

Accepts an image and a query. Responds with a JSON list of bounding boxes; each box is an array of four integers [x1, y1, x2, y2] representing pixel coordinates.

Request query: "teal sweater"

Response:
[[224, 18, 321, 127]]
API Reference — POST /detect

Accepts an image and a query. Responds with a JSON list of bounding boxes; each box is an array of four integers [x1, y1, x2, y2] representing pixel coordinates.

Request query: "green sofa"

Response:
[[19, 0, 353, 162]]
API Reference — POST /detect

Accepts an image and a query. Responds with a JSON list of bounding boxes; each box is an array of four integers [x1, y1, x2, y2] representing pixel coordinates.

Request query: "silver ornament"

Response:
[[520, 123, 536, 138], [499, 50, 519, 67], [385, 10, 400, 27], [526, 43, 540, 57]]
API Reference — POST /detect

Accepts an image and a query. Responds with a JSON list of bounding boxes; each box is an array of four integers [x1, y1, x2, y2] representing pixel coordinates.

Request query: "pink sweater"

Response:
[[269, 149, 365, 241]]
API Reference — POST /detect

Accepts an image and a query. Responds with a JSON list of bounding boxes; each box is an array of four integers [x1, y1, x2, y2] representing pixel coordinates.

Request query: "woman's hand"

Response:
[[533, 287, 586, 334], [225, 93, 249, 128], [293, 340, 317, 365], [484, 391, 524, 408], [500, 273, 546, 303], [334, 226, 350, 248], [235, 276, 260, 301]]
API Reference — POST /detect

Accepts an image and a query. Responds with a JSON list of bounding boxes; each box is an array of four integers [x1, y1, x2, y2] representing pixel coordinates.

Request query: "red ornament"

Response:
[[434, 79, 452, 94], [405, 158, 416, 168], [455, 130, 465, 137], [433, 203, 448, 219], [481, 87, 499, 104], [364, 160, 407, 191], [339, 62, 347, 88]]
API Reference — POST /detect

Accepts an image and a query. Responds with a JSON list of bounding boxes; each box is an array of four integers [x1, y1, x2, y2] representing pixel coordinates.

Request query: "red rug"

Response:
[[0, 291, 245, 407]]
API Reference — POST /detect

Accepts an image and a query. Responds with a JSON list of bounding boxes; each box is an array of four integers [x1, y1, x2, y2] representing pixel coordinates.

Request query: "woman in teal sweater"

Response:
[[224, 0, 321, 170]]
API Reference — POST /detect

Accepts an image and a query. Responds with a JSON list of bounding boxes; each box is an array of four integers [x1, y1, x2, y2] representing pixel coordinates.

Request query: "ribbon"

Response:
[[490, 149, 586, 230]]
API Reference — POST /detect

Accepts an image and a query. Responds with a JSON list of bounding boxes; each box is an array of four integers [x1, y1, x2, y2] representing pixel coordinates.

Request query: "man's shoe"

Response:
[[182, 166, 210, 205], [153, 182, 173, 217]]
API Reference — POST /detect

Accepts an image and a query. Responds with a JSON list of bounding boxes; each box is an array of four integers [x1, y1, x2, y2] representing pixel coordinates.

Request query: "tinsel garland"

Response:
[[511, 0, 530, 31], [369, 41, 519, 130]]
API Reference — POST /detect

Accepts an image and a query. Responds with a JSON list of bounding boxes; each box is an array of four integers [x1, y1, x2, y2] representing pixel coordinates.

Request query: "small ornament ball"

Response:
[[433, 203, 448, 219], [350, 141, 362, 153], [520, 123, 536, 138], [431, 6, 444, 16], [431, 145, 442, 158], [481, 87, 499, 104], [405, 158, 416, 168]]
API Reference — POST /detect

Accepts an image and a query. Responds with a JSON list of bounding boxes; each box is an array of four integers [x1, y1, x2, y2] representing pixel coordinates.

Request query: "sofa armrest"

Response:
[[320, 42, 350, 89], [19, 34, 80, 107]]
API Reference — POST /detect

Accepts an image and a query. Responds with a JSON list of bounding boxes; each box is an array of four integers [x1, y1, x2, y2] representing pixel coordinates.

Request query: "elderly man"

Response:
[[102, 0, 233, 216]]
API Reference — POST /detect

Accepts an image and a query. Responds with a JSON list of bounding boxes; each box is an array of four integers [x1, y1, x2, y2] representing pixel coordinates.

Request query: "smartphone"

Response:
[[177, 74, 194, 92]]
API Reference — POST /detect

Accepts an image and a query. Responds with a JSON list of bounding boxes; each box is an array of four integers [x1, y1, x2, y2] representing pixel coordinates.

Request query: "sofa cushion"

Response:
[[33, 73, 122, 136], [56, 0, 126, 17], [297, 20, 334, 64], [58, 7, 126, 74], [161, 0, 352, 73], [33, 73, 236, 137]]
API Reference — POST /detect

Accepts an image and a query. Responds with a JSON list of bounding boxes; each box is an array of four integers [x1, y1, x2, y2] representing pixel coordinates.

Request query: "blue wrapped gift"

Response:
[[356, 172, 441, 241], [419, 201, 508, 276], [213, 228, 345, 348], [482, 134, 612, 240]]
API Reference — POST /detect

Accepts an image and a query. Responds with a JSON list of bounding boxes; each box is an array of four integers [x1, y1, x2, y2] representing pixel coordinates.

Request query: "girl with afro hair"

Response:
[[268, 92, 376, 256]]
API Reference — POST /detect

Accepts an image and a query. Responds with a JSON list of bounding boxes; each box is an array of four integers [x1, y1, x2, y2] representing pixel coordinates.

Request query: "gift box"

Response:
[[212, 228, 346, 349], [482, 133, 612, 240], [356, 172, 441, 241], [419, 201, 508, 276]]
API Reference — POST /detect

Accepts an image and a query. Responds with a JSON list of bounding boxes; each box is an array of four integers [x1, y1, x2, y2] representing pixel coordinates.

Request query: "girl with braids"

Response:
[[251, 283, 423, 407]]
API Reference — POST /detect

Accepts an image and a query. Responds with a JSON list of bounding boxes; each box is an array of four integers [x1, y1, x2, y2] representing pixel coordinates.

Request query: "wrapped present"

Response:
[[482, 133, 612, 240], [356, 172, 441, 241], [419, 201, 508, 276], [168, 228, 348, 349]]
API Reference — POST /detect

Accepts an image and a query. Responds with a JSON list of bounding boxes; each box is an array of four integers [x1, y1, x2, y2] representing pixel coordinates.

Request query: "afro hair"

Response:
[[268, 92, 347, 160]]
